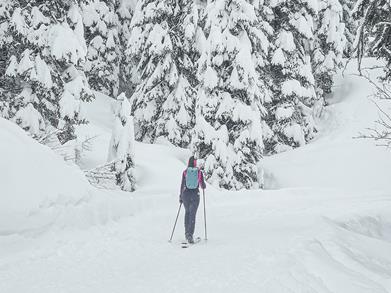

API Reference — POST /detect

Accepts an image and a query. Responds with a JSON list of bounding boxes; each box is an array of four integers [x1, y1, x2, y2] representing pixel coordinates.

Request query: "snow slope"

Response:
[[0, 118, 92, 234], [1, 59, 391, 293], [263, 59, 391, 192], [0, 115, 174, 239]]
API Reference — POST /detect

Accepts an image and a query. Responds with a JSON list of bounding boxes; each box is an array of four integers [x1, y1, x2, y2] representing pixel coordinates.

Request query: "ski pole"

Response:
[[168, 203, 182, 242], [203, 189, 207, 241]]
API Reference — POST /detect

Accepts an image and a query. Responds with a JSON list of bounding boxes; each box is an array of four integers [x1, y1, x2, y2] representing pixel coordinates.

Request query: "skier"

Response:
[[179, 156, 206, 244]]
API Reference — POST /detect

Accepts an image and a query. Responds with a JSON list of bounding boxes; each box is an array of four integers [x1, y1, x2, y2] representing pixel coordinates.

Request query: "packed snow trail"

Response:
[[1, 59, 391, 292], [2, 188, 391, 293]]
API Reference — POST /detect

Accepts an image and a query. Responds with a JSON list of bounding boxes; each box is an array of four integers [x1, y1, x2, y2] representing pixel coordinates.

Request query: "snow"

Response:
[[263, 58, 391, 191], [10, 7, 28, 35], [0, 117, 92, 233], [90, 35, 105, 51], [124, 0, 138, 10], [59, 89, 80, 120], [235, 32, 257, 82], [290, 13, 313, 39], [59, 70, 91, 121], [5, 55, 17, 76], [17, 87, 36, 104], [281, 79, 313, 97], [106, 92, 136, 191], [195, 26, 207, 53], [304, 0, 319, 12], [324, 51, 337, 69], [106, 30, 116, 48], [271, 47, 285, 65], [13, 103, 45, 136], [284, 122, 306, 146], [203, 66, 219, 89], [31, 6, 49, 27], [48, 23, 87, 64], [277, 30, 296, 52], [299, 60, 316, 85], [275, 105, 294, 120], [177, 99, 190, 127], [17, 49, 33, 74], [67, 5, 86, 51], [147, 24, 172, 55], [2, 59, 391, 292], [33, 55, 53, 88], [229, 66, 242, 89]]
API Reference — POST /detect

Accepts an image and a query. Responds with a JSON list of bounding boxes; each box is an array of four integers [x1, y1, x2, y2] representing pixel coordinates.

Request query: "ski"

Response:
[[181, 237, 201, 248]]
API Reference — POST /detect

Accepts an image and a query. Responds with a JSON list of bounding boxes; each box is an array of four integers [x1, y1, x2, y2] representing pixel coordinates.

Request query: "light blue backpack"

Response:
[[185, 167, 199, 189]]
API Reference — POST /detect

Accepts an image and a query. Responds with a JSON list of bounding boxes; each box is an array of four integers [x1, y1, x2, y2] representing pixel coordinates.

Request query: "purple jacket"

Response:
[[180, 168, 206, 197]]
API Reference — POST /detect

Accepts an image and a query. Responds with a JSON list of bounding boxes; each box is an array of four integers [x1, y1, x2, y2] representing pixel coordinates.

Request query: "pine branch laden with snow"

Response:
[[341, 0, 358, 57], [108, 92, 136, 192], [116, 1, 135, 97], [156, 76, 197, 147], [353, 0, 391, 81], [13, 102, 46, 138], [192, 0, 271, 190], [154, 0, 200, 148], [126, 0, 198, 147], [81, 0, 121, 97], [265, 0, 319, 154], [84, 161, 118, 189], [352, 0, 391, 149], [313, 0, 346, 97], [0, 1, 93, 144]]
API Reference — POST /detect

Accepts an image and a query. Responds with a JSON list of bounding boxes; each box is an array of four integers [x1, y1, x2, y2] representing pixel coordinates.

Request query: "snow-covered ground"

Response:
[[1, 59, 391, 293], [263, 60, 391, 192]]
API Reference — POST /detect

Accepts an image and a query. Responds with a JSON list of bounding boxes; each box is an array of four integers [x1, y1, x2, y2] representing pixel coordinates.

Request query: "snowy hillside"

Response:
[[0, 116, 157, 240], [263, 59, 391, 192], [1, 58, 391, 293], [0, 117, 92, 234]]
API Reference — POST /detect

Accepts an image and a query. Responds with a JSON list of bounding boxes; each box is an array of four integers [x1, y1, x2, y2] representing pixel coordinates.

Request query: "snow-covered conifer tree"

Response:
[[0, 0, 15, 119], [127, 0, 176, 143], [193, 0, 271, 189], [0, 1, 93, 143], [313, 0, 346, 97], [155, 0, 200, 147], [266, 0, 319, 154], [116, 1, 134, 96], [353, 0, 391, 80], [127, 0, 198, 147], [342, 0, 358, 57], [108, 92, 136, 192], [352, 0, 391, 147], [82, 0, 121, 97]]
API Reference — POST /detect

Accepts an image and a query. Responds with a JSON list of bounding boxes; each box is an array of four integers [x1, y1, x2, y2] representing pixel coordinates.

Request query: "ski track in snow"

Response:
[[1, 190, 391, 293], [1, 59, 391, 292]]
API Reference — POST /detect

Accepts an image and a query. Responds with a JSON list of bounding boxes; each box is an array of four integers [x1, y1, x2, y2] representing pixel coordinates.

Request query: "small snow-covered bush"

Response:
[[108, 93, 136, 192]]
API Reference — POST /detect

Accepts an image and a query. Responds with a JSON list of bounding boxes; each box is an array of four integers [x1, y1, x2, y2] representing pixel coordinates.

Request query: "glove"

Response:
[[179, 196, 183, 204]]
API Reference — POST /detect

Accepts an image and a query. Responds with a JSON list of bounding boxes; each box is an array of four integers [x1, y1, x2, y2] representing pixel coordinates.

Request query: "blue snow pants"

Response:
[[182, 189, 200, 238]]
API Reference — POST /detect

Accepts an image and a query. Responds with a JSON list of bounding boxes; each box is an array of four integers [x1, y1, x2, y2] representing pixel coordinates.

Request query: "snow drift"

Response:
[[0, 117, 93, 234]]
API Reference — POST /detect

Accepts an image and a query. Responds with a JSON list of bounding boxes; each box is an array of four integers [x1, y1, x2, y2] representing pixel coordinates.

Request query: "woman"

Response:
[[179, 156, 206, 243]]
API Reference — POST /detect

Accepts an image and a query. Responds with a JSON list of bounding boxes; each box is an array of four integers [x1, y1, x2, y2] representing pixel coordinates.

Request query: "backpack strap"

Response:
[[198, 170, 202, 185]]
